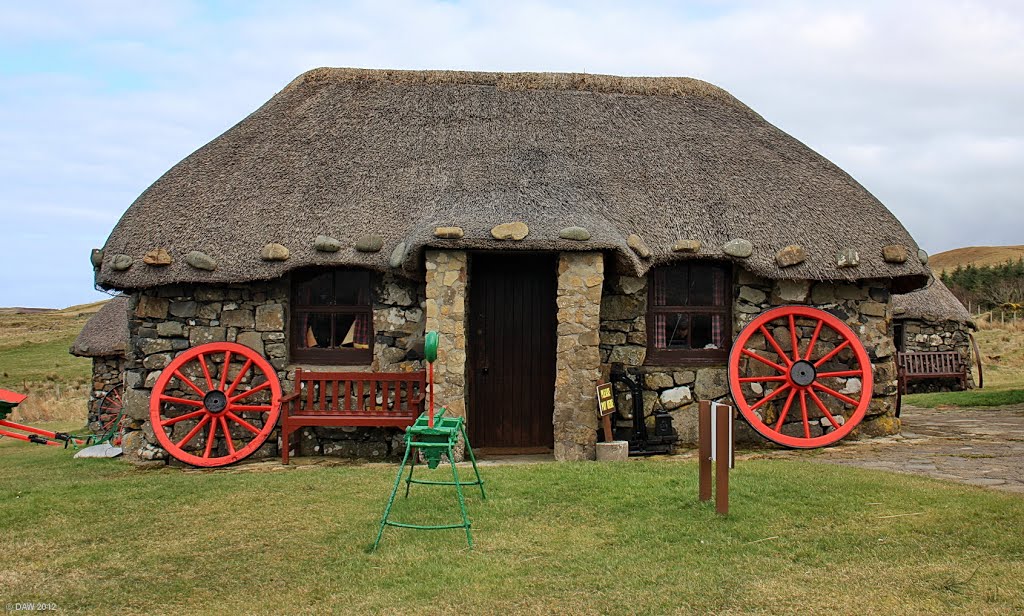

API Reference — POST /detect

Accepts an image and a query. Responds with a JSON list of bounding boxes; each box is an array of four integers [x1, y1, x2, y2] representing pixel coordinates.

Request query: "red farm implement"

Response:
[[0, 388, 114, 449]]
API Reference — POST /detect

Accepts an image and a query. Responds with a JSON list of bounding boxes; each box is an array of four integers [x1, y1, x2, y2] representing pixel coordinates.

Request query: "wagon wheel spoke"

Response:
[[203, 420, 218, 459], [230, 380, 270, 403], [808, 388, 842, 430], [225, 359, 253, 397], [741, 348, 787, 373], [738, 376, 788, 383], [812, 382, 861, 407], [226, 411, 262, 435], [788, 314, 800, 362], [197, 353, 215, 391], [773, 388, 798, 431], [159, 395, 204, 408], [219, 416, 236, 455], [750, 383, 791, 412], [814, 340, 851, 368], [219, 350, 233, 391], [804, 319, 824, 361], [759, 325, 793, 367], [173, 370, 207, 398], [800, 389, 811, 438], [816, 370, 863, 379], [229, 404, 274, 412], [160, 409, 206, 427], [150, 342, 282, 468], [175, 416, 210, 449]]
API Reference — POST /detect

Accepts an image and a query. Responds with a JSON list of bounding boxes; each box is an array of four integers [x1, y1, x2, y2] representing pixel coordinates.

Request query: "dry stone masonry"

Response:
[[424, 250, 468, 419], [553, 252, 605, 460]]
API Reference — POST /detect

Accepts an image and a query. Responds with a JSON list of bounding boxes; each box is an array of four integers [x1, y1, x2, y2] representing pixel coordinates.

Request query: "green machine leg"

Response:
[[372, 410, 485, 551]]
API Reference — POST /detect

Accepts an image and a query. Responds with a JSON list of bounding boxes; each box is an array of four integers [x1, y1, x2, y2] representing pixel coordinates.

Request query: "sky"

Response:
[[1, 0, 1022, 308]]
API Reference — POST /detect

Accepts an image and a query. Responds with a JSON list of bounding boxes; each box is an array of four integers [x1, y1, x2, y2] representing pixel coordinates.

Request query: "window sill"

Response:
[[643, 349, 729, 367]]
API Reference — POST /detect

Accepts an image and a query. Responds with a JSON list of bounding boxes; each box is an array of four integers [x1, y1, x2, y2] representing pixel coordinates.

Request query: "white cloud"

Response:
[[1, 0, 1022, 306]]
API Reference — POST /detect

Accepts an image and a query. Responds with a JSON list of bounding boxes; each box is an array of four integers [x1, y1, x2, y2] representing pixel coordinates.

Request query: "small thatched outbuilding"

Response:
[[94, 68, 930, 461], [70, 295, 130, 425], [893, 278, 977, 391]]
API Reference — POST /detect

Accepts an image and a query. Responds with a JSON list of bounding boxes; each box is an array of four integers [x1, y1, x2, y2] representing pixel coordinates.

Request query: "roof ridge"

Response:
[[285, 67, 748, 109]]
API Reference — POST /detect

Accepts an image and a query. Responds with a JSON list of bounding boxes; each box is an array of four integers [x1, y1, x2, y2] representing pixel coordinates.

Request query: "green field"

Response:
[[1, 436, 1023, 615]]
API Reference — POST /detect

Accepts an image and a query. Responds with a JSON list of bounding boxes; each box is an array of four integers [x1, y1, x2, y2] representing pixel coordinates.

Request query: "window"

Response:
[[646, 263, 731, 364], [291, 269, 373, 364]]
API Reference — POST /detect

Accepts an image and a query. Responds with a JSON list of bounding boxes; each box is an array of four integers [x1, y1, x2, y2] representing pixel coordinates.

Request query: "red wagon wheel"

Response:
[[149, 342, 282, 467], [96, 385, 125, 445], [728, 306, 873, 448]]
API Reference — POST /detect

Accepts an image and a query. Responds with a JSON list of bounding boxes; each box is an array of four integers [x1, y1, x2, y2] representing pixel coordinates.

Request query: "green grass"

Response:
[[0, 334, 91, 389], [2, 435, 1023, 615], [905, 385, 1024, 408]]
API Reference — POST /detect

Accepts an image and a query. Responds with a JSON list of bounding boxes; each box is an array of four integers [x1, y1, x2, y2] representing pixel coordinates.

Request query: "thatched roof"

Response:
[[70, 296, 129, 357], [97, 68, 929, 290], [894, 278, 976, 329]]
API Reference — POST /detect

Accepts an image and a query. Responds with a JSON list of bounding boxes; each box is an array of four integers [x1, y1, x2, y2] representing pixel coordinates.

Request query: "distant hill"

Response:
[[930, 245, 1024, 274], [0, 299, 108, 317]]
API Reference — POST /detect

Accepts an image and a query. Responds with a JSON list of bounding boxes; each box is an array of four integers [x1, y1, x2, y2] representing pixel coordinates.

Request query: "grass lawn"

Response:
[[2, 433, 1023, 615]]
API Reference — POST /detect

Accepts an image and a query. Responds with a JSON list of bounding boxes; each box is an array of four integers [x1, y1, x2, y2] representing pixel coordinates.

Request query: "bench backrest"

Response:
[[291, 368, 426, 414], [897, 351, 965, 376]]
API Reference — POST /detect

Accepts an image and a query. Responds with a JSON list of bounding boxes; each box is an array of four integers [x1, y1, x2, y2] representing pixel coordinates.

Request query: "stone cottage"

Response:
[[893, 278, 977, 392], [92, 69, 930, 462], [69, 295, 129, 429]]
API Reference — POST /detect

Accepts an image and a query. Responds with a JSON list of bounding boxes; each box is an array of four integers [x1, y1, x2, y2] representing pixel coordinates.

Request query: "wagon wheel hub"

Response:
[[789, 360, 817, 388], [203, 390, 229, 414]]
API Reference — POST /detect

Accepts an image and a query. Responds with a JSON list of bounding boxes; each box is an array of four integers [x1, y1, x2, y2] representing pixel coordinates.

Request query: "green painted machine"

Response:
[[373, 331, 486, 550]]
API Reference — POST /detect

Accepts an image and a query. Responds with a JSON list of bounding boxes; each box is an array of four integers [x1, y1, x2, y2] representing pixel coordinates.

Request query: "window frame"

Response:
[[290, 269, 374, 365], [645, 262, 733, 366]]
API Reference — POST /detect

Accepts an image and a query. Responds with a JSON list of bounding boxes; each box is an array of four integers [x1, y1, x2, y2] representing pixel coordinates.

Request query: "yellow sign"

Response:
[[596, 383, 616, 416]]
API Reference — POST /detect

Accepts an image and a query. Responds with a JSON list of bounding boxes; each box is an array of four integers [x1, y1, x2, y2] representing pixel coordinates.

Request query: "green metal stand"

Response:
[[372, 409, 486, 551]]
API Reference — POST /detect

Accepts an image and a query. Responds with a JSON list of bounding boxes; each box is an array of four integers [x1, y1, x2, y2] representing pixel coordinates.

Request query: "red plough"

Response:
[[0, 388, 96, 448]]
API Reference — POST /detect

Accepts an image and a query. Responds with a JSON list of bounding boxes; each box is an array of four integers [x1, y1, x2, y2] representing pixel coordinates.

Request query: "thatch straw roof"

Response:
[[894, 278, 976, 329], [97, 68, 928, 290], [70, 296, 129, 357]]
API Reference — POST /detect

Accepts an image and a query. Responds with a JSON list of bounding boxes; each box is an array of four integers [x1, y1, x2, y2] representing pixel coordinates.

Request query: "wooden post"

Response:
[[698, 400, 733, 514], [715, 406, 730, 516], [698, 401, 712, 501], [601, 414, 614, 443]]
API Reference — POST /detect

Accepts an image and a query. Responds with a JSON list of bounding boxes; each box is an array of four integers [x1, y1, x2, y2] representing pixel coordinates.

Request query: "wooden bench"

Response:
[[897, 351, 968, 394], [280, 368, 426, 464]]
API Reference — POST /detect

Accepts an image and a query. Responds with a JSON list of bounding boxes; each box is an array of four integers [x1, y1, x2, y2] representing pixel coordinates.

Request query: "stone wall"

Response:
[[553, 252, 605, 460], [424, 250, 468, 419], [599, 267, 901, 446], [899, 319, 975, 392], [121, 272, 425, 463], [87, 355, 125, 431], [423, 250, 468, 459]]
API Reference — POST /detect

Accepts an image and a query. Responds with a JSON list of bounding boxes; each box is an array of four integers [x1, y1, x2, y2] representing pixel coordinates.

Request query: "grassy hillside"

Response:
[[930, 245, 1024, 274], [0, 300, 108, 422]]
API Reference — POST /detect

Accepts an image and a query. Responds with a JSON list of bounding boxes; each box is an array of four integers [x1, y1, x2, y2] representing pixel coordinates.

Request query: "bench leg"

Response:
[[281, 426, 291, 465]]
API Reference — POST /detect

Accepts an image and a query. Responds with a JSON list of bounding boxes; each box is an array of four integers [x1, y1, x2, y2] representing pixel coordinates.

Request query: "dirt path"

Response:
[[743, 404, 1024, 494]]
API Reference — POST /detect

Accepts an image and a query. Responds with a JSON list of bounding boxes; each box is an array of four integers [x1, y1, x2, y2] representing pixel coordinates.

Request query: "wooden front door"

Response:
[[468, 253, 557, 451]]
